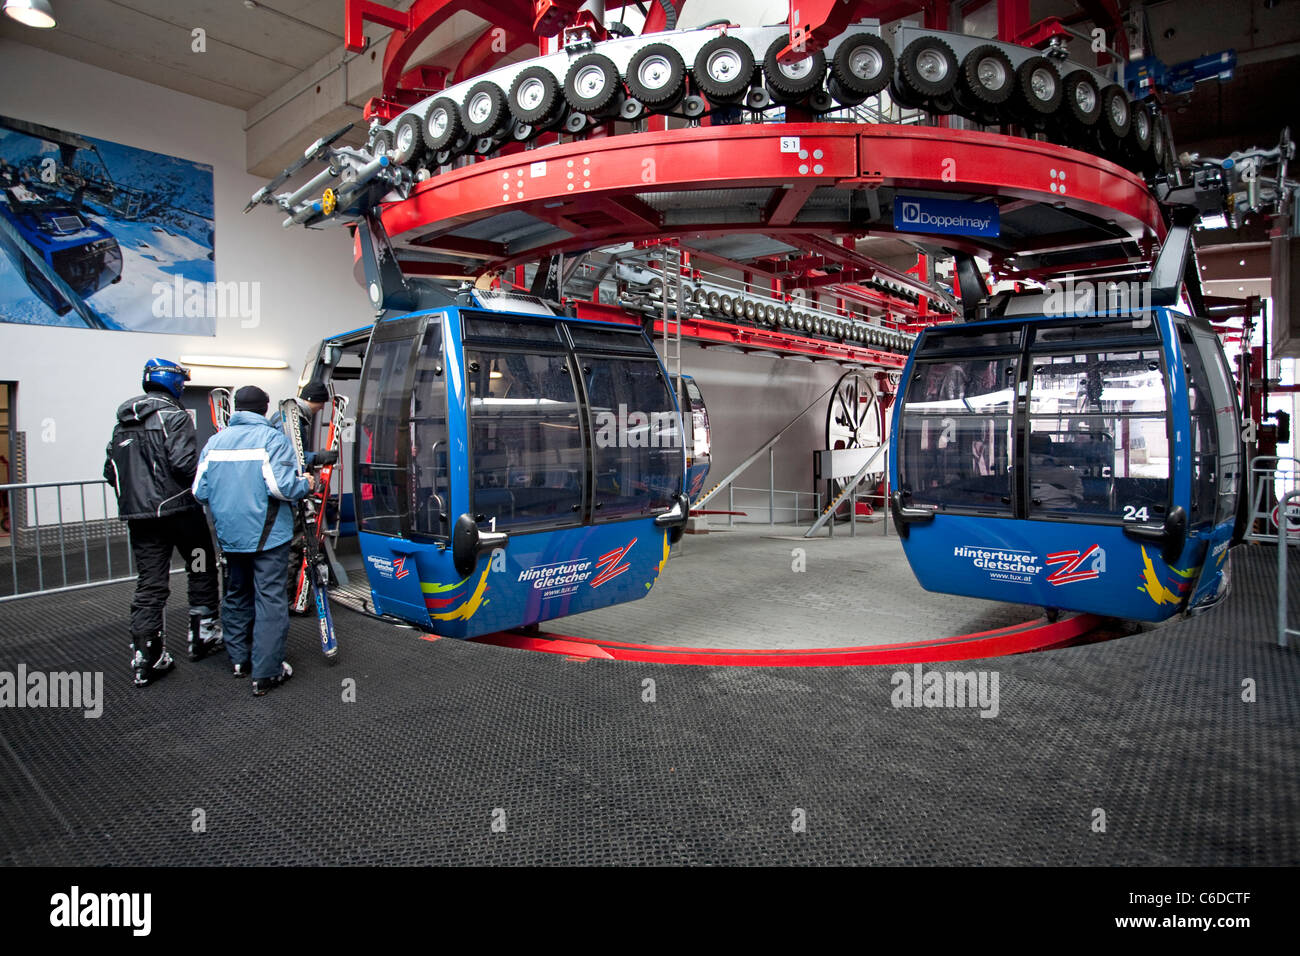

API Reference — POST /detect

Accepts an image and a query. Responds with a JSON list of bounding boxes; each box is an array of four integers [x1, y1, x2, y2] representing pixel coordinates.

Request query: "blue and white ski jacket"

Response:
[[193, 411, 311, 553]]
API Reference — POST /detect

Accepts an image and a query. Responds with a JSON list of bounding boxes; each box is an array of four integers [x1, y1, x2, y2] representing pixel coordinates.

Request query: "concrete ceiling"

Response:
[[0, 0, 350, 110], [0, 0, 506, 177]]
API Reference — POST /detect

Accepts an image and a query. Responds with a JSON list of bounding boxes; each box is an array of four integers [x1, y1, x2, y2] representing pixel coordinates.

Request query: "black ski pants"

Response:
[[126, 508, 219, 637]]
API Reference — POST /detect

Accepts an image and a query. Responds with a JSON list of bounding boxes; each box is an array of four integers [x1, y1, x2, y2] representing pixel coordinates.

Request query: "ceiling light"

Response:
[[3, 0, 55, 27], [180, 355, 289, 370]]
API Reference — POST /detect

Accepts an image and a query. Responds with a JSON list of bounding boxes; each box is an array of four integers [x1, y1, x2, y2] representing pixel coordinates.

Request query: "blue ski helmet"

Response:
[[142, 358, 191, 400]]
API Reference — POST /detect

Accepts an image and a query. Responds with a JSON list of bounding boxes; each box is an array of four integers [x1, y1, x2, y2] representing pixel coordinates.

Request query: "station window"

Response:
[[467, 349, 585, 531], [898, 357, 1018, 513], [1027, 349, 1169, 520], [580, 356, 682, 521], [356, 336, 413, 536]]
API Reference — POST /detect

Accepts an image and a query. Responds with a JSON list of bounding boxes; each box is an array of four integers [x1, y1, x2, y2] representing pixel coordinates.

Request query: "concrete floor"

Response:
[[555, 521, 1043, 648]]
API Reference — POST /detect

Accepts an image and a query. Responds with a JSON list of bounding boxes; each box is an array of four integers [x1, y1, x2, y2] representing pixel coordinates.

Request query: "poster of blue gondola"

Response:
[[0, 113, 215, 334]]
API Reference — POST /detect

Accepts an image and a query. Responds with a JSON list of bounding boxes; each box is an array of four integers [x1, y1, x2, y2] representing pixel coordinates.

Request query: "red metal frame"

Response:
[[380, 123, 1163, 271], [471, 612, 1107, 666], [648, 315, 907, 368]]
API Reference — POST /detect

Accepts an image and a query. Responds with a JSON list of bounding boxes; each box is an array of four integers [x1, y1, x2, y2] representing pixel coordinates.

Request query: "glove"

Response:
[[315, 451, 339, 466]]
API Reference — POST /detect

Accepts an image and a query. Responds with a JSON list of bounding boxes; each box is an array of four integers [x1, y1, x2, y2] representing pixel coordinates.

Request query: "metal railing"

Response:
[[1279, 489, 1299, 649], [725, 477, 822, 526], [1246, 457, 1300, 543], [0, 479, 142, 602]]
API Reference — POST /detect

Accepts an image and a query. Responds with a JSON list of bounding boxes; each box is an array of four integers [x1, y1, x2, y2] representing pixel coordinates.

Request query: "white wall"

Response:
[[673, 343, 858, 524], [0, 39, 368, 491]]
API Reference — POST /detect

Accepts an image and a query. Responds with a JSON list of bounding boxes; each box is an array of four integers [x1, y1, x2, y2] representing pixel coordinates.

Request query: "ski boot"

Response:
[[187, 608, 224, 661], [131, 631, 174, 688], [251, 661, 293, 697]]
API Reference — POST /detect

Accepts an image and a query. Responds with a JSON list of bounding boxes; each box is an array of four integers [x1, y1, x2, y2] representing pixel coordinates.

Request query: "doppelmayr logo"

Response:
[[899, 201, 993, 233]]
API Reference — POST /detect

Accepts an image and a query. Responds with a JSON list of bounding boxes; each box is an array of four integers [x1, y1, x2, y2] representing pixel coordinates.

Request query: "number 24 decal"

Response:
[[1123, 505, 1150, 522]]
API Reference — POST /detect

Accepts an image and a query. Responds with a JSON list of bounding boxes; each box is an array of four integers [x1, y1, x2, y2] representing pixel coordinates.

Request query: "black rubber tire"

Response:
[[888, 77, 924, 110], [1099, 84, 1132, 141], [896, 36, 958, 100], [763, 35, 827, 100], [1128, 101, 1154, 165], [1015, 56, 1063, 116], [509, 66, 562, 124], [626, 43, 686, 106], [929, 93, 957, 115], [462, 80, 509, 137], [620, 98, 645, 121], [372, 128, 394, 157], [692, 35, 755, 101], [422, 97, 462, 151], [391, 113, 423, 165], [831, 33, 893, 97], [808, 89, 835, 112], [959, 45, 1014, 106], [1150, 118, 1167, 174], [564, 53, 621, 114], [1061, 70, 1102, 127]]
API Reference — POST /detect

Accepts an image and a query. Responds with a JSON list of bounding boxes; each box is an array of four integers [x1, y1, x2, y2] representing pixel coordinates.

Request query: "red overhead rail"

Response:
[[380, 123, 1163, 270]]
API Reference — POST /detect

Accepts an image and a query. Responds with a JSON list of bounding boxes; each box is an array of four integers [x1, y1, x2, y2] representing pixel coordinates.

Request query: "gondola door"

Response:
[[1180, 316, 1245, 612], [353, 312, 442, 626]]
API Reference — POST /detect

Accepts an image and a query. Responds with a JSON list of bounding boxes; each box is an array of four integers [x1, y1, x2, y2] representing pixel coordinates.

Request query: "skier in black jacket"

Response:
[[104, 358, 222, 687]]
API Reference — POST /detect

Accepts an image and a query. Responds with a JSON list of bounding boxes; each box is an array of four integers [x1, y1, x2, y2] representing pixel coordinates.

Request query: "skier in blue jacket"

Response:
[[193, 386, 315, 695]]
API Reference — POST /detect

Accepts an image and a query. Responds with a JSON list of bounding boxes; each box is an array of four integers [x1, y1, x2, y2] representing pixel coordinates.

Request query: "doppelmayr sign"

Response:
[[893, 195, 1000, 238]]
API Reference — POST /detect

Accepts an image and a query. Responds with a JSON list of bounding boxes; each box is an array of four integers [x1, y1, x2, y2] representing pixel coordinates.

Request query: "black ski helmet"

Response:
[[142, 358, 191, 401]]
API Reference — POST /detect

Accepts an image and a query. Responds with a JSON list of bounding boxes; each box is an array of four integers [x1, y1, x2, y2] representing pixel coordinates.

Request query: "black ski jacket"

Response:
[[103, 391, 201, 520]]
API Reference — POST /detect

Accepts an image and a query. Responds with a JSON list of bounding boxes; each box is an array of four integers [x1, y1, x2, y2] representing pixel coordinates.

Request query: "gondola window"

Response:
[[467, 349, 585, 531], [580, 357, 681, 521], [357, 335, 414, 535], [898, 357, 1018, 513], [1027, 348, 1169, 520]]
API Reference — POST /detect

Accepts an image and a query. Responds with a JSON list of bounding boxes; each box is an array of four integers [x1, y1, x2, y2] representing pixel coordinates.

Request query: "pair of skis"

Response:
[[281, 394, 347, 662], [210, 387, 342, 662]]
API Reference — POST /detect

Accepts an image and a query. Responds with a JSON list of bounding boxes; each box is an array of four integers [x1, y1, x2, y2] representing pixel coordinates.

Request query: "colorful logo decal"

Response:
[[1045, 545, 1106, 586], [393, 556, 410, 580], [592, 538, 637, 588], [423, 567, 490, 621]]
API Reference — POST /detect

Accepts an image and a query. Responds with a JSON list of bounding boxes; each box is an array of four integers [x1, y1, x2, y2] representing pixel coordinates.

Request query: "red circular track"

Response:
[[470, 612, 1107, 666], [378, 123, 1164, 274]]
